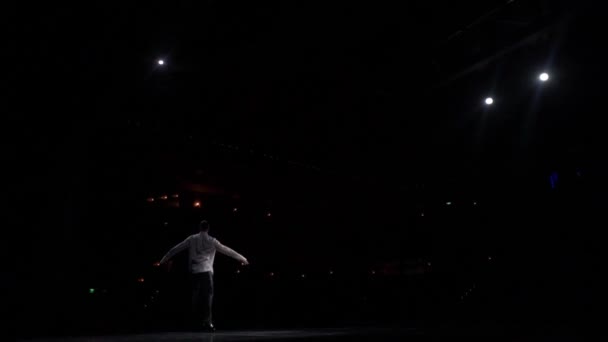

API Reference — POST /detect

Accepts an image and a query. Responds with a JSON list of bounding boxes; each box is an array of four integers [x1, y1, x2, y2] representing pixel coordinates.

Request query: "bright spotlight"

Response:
[[157, 59, 165, 66], [539, 72, 549, 82], [485, 97, 494, 105]]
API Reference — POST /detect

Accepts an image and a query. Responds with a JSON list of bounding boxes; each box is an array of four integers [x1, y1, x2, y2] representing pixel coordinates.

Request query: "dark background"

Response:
[[6, 0, 603, 338]]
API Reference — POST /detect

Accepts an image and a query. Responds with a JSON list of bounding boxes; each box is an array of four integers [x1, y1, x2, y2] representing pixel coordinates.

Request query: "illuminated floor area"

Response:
[[22, 327, 422, 342]]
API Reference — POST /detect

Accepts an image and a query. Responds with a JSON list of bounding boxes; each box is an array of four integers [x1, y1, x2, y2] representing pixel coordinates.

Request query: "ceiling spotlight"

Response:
[[485, 97, 494, 105], [539, 72, 549, 82], [157, 59, 165, 65]]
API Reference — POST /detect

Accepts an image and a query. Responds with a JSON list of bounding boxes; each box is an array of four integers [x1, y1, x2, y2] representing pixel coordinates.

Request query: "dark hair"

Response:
[[199, 220, 210, 231]]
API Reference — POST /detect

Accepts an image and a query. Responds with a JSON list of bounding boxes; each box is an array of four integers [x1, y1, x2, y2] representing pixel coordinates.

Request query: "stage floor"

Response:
[[22, 327, 421, 342]]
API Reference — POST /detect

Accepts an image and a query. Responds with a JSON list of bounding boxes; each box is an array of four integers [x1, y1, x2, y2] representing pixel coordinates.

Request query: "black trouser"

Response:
[[191, 272, 214, 324]]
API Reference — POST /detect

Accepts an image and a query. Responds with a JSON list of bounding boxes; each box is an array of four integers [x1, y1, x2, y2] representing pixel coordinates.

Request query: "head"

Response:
[[199, 220, 210, 232]]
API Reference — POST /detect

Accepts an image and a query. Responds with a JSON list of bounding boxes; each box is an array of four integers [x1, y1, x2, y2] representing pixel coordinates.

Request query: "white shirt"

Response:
[[160, 231, 246, 274]]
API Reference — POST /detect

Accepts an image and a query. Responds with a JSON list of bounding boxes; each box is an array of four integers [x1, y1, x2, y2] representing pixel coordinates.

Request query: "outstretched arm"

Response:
[[214, 239, 249, 265], [159, 237, 190, 264]]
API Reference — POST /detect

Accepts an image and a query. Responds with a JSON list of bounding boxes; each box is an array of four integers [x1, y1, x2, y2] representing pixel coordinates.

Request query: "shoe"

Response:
[[196, 322, 215, 333]]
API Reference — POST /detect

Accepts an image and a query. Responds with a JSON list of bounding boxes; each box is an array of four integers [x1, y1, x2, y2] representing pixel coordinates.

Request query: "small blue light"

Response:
[[549, 172, 559, 189]]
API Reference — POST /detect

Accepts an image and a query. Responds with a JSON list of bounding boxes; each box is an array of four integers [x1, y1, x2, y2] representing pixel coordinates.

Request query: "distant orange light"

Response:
[[233, 207, 238, 212], [160, 195, 168, 200], [171, 194, 179, 198], [193, 201, 201, 208], [147, 197, 155, 203], [266, 212, 272, 217], [137, 278, 145, 283], [153, 262, 160, 267]]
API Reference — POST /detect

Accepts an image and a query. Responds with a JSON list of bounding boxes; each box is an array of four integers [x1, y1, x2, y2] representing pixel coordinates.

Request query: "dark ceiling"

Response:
[[8, 0, 599, 205]]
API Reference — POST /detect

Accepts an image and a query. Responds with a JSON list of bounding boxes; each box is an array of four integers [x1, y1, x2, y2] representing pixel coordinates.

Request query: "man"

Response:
[[159, 220, 249, 332]]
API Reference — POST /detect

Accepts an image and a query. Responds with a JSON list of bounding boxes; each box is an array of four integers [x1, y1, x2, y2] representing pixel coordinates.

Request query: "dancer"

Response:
[[159, 220, 249, 332]]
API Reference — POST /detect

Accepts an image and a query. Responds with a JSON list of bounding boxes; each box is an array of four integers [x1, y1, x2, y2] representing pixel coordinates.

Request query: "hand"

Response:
[[157, 260, 172, 271]]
